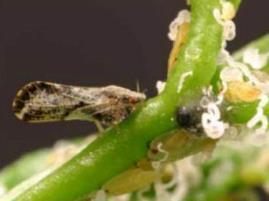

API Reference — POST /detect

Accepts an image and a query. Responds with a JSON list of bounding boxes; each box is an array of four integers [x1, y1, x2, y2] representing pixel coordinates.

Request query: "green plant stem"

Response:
[[0, 137, 86, 193], [224, 101, 269, 124], [3, 1, 229, 201], [5, 33, 269, 198], [0, 149, 50, 191], [165, 1, 223, 105]]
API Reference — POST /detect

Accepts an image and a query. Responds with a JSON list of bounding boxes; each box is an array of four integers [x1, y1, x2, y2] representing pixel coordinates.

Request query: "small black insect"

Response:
[[176, 106, 204, 134]]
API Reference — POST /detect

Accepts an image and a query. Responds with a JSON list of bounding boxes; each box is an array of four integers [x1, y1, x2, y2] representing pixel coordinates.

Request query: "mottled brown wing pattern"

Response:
[[12, 81, 146, 126]]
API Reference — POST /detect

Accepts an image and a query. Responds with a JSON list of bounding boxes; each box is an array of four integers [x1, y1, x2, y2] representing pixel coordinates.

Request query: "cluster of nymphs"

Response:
[[162, 0, 269, 141], [211, 0, 269, 138], [159, 1, 233, 140], [215, 1, 269, 135], [137, 2, 269, 201], [93, 2, 269, 201]]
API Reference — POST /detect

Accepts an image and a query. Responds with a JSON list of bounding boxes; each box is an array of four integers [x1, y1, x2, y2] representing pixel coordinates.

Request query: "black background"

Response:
[[1, 0, 268, 168]]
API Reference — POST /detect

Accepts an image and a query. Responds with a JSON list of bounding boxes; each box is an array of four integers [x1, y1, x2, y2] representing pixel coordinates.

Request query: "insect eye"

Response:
[[176, 106, 203, 134]]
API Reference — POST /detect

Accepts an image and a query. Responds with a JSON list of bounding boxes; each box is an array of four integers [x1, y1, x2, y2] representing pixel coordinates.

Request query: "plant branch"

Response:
[[1, 1, 243, 200]]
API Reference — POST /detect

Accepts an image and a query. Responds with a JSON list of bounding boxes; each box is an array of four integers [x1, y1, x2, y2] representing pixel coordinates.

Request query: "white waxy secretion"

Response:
[[247, 94, 269, 134], [223, 20, 236, 41], [168, 9, 191, 41], [201, 102, 228, 139], [220, 66, 243, 82], [243, 48, 269, 70], [213, 1, 236, 43], [156, 81, 166, 94], [177, 71, 193, 93], [151, 143, 169, 170]]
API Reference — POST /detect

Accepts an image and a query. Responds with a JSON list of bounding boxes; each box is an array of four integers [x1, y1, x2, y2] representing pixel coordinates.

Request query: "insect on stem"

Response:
[[12, 81, 146, 129]]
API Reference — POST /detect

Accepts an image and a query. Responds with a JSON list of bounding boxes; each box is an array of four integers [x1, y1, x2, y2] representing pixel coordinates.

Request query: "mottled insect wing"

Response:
[[13, 81, 88, 122], [12, 81, 146, 126]]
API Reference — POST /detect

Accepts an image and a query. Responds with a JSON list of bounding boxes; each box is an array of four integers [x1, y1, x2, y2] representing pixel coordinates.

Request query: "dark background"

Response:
[[0, 0, 268, 168]]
